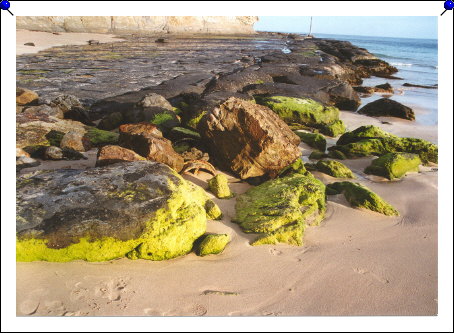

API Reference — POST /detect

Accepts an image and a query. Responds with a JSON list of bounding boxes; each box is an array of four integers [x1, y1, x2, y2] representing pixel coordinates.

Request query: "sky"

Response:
[[254, 16, 438, 39]]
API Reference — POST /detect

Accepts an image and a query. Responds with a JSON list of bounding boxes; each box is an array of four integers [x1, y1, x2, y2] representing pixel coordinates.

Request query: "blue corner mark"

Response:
[[0, 0, 14, 15], [441, 0, 454, 15]]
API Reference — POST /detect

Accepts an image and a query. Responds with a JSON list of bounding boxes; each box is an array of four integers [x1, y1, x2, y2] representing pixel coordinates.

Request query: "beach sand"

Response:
[[16, 107, 438, 316], [16, 30, 123, 56]]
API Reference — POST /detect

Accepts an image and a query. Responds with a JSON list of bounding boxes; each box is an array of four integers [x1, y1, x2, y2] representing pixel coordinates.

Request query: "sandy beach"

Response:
[[16, 108, 438, 316], [15, 27, 439, 318]]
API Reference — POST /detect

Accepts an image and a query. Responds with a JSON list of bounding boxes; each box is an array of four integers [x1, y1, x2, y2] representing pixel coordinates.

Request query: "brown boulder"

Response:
[[16, 88, 39, 106], [199, 97, 301, 179], [119, 123, 184, 172], [60, 131, 91, 152], [358, 98, 415, 120], [96, 145, 146, 167]]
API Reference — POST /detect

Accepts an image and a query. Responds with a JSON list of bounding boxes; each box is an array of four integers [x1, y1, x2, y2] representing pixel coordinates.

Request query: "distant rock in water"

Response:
[[358, 98, 415, 120], [199, 97, 301, 180], [403, 83, 438, 89], [16, 161, 211, 262]]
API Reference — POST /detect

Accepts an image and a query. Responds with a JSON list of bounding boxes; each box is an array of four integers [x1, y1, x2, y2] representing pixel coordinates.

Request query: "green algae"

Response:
[[364, 153, 421, 180], [84, 127, 119, 146], [319, 119, 346, 137], [326, 181, 399, 216], [235, 174, 326, 246], [150, 113, 175, 127], [255, 96, 339, 127], [294, 131, 327, 152], [315, 160, 355, 178], [251, 222, 305, 246], [186, 111, 207, 130], [336, 125, 397, 146], [169, 127, 201, 140], [196, 234, 230, 256], [17, 170, 212, 262], [278, 158, 310, 178], [208, 174, 233, 199], [327, 150, 347, 160], [309, 150, 328, 160], [205, 199, 223, 220]]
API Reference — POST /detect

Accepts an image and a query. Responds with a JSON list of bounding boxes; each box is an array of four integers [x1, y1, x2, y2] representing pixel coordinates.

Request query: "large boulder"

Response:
[[358, 98, 415, 120], [119, 123, 184, 172], [337, 125, 397, 146], [235, 174, 326, 246], [198, 97, 301, 179], [16, 161, 210, 262]]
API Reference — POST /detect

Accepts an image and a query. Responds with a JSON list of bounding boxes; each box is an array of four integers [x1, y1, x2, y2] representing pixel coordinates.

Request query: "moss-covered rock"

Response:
[[326, 182, 399, 216], [327, 150, 347, 160], [315, 160, 355, 178], [255, 96, 339, 128], [196, 234, 230, 256], [330, 137, 437, 164], [319, 119, 346, 137], [337, 125, 397, 146], [167, 126, 201, 141], [207, 174, 233, 199], [364, 153, 421, 180], [205, 199, 223, 220], [186, 111, 207, 130], [294, 131, 327, 152], [84, 127, 119, 146], [235, 174, 326, 246], [309, 150, 328, 160], [278, 158, 310, 178], [16, 161, 212, 262]]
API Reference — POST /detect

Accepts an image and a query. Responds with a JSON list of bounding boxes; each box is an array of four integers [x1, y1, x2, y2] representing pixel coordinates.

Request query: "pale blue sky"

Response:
[[255, 16, 438, 39]]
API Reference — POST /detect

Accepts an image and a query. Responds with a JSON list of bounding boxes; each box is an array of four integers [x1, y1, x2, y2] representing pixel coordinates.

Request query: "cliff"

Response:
[[16, 16, 259, 35]]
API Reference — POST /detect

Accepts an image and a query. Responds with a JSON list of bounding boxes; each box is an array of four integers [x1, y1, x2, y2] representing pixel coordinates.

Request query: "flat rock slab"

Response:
[[16, 161, 209, 262]]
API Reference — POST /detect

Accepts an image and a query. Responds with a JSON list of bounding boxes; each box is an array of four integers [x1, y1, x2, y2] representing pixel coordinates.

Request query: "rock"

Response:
[[255, 96, 339, 129], [97, 112, 124, 131], [337, 125, 397, 146], [64, 106, 95, 126], [327, 150, 347, 160], [309, 150, 327, 160], [16, 87, 39, 106], [60, 148, 88, 160], [155, 38, 166, 43], [124, 108, 180, 134], [96, 145, 146, 167], [24, 42, 35, 46], [181, 147, 209, 162], [16, 156, 40, 171], [119, 123, 184, 172], [60, 131, 89, 152], [138, 93, 173, 110], [358, 98, 415, 120], [205, 200, 223, 220], [88, 40, 100, 45], [329, 137, 437, 164], [353, 86, 375, 95], [199, 97, 301, 179], [319, 119, 346, 137], [196, 234, 230, 256], [324, 82, 361, 110], [50, 95, 82, 113], [364, 153, 421, 180], [16, 148, 30, 158], [235, 174, 326, 246], [403, 83, 438, 89], [84, 127, 119, 147], [16, 161, 211, 262], [167, 127, 201, 142], [314, 160, 355, 178], [207, 174, 233, 199], [374, 83, 393, 93], [44, 146, 64, 160], [294, 131, 326, 151], [278, 158, 309, 178], [22, 105, 64, 119], [16, 106, 25, 114], [326, 182, 399, 216]]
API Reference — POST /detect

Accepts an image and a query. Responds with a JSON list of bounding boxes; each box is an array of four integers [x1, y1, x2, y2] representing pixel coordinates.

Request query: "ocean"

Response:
[[315, 33, 438, 126]]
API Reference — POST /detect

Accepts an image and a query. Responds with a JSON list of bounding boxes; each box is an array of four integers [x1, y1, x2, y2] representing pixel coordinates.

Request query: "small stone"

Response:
[[205, 200, 223, 220], [88, 40, 100, 45], [196, 234, 230, 256], [44, 146, 64, 160], [24, 42, 35, 47], [314, 160, 355, 178], [207, 174, 233, 199], [138, 93, 173, 111]]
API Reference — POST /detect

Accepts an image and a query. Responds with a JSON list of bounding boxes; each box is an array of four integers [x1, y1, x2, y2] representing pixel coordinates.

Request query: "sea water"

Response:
[[316, 34, 438, 125]]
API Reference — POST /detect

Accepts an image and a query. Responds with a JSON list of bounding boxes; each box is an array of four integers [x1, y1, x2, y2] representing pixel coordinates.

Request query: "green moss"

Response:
[[337, 125, 397, 146], [173, 142, 191, 153], [208, 174, 233, 199], [187, 111, 207, 130], [251, 222, 305, 246], [364, 153, 421, 180], [255, 96, 339, 127], [235, 174, 326, 246], [150, 113, 175, 126], [169, 127, 201, 140], [327, 150, 347, 160], [294, 131, 327, 151], [84, 127, 119, 146], [254, 79, 265, 84], [17, 173, 212, 262], [205, 199, 223, 220], [327, 182, 399, 216], [315, 160, 355, 178], [172, 107, 182, 115], [278, 158, 310, 178], [45, 130, 65, 147], [196, 234, 230, 256], [107, 183, 152, 202], [309, 150, 327, 160], [319, 119, 346, 137]]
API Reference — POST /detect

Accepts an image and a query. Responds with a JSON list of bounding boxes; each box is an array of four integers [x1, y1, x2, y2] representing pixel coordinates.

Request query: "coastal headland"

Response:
[[16, 26, 437, 316]]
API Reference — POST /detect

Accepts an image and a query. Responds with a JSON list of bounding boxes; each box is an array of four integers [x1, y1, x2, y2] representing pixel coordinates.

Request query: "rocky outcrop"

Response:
[[199, 97, 301, 180], [16, 161, 211, 262], [16, 16, 259, 35]]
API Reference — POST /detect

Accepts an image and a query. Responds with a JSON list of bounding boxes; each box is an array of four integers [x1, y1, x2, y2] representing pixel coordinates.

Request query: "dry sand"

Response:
[[16, 109, 438, 316], [16, 30, 123, 56]]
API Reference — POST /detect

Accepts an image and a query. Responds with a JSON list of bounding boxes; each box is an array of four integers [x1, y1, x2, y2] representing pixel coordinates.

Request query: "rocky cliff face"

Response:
[[16, 16, 258, 34]]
